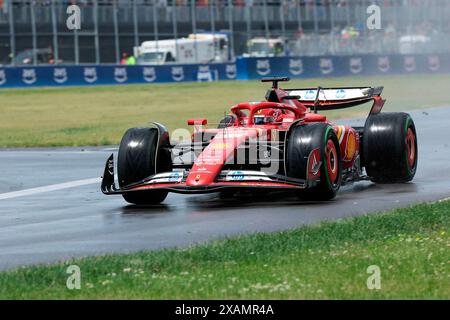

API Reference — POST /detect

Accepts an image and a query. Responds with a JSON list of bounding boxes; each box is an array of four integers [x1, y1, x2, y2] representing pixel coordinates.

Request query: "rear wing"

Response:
[[285, 86, 385, 114]]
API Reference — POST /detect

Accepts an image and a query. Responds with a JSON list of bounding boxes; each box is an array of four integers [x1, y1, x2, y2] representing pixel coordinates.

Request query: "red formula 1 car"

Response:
[[101, 77, 418, 205]]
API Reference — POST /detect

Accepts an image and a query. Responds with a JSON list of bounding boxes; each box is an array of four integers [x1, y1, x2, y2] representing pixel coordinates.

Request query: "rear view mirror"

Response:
[[187, 118, 208, 126]]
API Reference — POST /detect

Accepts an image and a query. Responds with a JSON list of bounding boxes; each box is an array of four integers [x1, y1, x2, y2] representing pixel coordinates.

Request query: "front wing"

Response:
[[101, 154, 310, 195]]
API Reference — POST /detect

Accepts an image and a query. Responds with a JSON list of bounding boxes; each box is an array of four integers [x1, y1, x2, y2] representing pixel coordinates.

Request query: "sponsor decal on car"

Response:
[[212, 142, 229, 149], [221, 170, 271, 182], [335, 89, 346, 99], [148, 171, 185, 184], [304, 89, 316, 100], [344, 130, 357, 161], [227, 170, 245, 181], [168, 171, 182, 183], [290, 88, 372, 102]]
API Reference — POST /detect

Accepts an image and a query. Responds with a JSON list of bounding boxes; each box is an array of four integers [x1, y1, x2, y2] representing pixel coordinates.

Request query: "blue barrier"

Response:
[[0, 54, 448, 88], [0, 63, 238, 88], [239, 54, 450, 80]]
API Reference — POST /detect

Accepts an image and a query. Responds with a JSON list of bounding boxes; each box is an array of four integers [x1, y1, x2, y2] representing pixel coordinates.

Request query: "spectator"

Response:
[[48, 53, 55, 64], [120, 52, 128, 65], [126, 55, 136, 65]]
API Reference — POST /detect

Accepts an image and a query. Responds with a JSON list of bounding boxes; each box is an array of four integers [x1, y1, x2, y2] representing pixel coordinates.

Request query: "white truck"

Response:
[[398, 34, 431, 55], [134, 33, 232, 65], [243, 37, 286, 57]]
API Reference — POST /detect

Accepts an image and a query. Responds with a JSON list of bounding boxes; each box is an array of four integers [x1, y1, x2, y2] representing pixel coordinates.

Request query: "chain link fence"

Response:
[[0, 0, 449, 65]]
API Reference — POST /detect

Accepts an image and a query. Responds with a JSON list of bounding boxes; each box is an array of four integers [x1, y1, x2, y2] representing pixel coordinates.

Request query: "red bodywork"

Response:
[[101, 81, 384, 195]]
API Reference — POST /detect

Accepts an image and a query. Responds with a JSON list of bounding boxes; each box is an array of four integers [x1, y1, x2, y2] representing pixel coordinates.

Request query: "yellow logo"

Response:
[[345, 131, 356, 161], [213, 142, 228, 149]]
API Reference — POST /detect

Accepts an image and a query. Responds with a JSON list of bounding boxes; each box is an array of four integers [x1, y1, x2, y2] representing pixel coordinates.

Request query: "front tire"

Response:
[[118, 127, 171, 205], [363, 112, 418, 183], [286, 123, 342, 200]]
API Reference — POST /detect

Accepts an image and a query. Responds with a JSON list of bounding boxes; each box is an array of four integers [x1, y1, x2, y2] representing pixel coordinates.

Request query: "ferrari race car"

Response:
[[101, 77, 418, 205]]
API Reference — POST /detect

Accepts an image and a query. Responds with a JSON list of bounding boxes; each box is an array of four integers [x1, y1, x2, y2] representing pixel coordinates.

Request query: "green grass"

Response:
[[0, 200, 449, 299], [1, 74, 450, 147]]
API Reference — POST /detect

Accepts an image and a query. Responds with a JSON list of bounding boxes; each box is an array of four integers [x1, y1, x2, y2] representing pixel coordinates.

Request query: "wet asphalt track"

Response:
[[0, 107, 449, 270]]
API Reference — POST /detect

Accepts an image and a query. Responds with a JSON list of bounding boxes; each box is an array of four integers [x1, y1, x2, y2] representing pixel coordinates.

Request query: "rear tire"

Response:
[[118, 127, 171, 205], [363, 112, 418, 183], [286, 123, 342, 200]]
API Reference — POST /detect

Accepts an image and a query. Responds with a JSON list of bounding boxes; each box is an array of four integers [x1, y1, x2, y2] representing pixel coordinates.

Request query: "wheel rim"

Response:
[[326, 139, 338, 184], [406, 127, 416, 170]]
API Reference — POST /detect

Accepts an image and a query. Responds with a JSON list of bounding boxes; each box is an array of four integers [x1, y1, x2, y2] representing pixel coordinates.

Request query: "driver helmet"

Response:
[[254, 108, 281, 125]]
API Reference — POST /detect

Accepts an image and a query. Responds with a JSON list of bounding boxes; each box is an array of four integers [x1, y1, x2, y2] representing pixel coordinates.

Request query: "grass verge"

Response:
[[0, 200, 448, 299], [1, 74, 450, 147]]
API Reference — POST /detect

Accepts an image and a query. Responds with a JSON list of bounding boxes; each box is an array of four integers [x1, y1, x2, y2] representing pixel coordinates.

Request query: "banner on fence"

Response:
[[0, 54, 448, 88], [238, 54, 450, 80], [0, 63, 238, 88]]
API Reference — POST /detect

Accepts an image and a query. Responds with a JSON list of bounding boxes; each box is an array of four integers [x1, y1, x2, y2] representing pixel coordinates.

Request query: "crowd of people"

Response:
[[1, 0, 448, 64], [120, 52, 136, 65]]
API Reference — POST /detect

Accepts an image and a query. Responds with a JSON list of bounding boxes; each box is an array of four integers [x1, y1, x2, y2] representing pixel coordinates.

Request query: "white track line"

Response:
[[0, 178, 101, 200], [438, 197, 450, 203]]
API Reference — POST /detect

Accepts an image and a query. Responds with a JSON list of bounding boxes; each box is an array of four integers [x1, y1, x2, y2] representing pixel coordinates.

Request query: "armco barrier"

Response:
[[0, 54, 449, 88]]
